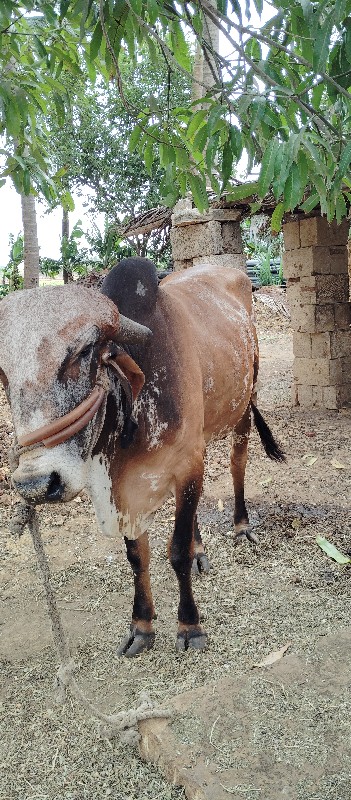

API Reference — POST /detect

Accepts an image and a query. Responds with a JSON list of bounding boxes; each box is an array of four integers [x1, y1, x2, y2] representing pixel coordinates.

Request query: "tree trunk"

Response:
[[62, 208, 71, 284], [192, 42, 204, 103], [202, 1, 220, 93], [20, 192, 40, 290]]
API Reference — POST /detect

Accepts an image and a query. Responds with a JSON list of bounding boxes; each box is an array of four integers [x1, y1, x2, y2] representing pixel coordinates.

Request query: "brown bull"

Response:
[[0, 259, 284, 655]]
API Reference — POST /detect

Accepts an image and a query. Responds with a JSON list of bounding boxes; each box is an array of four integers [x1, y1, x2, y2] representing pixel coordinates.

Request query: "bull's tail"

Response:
[[251, 403, 286, 462]]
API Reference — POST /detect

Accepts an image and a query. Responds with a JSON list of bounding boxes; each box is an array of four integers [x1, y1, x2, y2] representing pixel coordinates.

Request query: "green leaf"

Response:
[[188, 173, 209, 212], [338, 140, 351, 179], [207, 103, 224, 135], [284, 162, 303, 210], [129, 124, 143, 153], [193, 123, 208, 153], [316, 536, 351, 565], [300, 193, 320, 213], [336, 193, 347, 224], [171, 22, 191, 72], [23, 169, 31, 195], [90, 20, 103, 60], [221, 140, 233, 189], [187, 109, 208, 140], [226, 181, 259, 201], [258, 139, 279, 197], [271, 201, 284, 233], [144, 141, 154, 175], [313, 17, 333, 74], [206, 132, 220, 173]]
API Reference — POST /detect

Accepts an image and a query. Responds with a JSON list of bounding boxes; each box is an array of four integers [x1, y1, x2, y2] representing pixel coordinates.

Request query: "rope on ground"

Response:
[[10, 502, 171, 743]]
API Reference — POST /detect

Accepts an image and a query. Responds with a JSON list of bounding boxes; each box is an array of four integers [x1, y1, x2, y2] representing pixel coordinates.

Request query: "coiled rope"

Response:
[[10, 502, 170, 743]]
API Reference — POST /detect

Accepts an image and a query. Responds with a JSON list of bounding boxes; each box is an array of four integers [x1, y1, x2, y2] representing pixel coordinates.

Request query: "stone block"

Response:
[[330, 331, 351, 358], [311, 332, 331, 358], [334, 302, 351, 330], [170, 220, 223, 260], [299, 216, 350, 247], [295, 384, 313, 406], [300, 274, 350, 305], [291, 304, 335, 333], [192, 254, 246, 270], [282, 220, 300, 250], [286, 279, 302, 307], [341, 354, 351, 378], [315, 305, 336, 332], [283, 246, 348, 280], [330, 247, 349, 274], [323, 384, 351, 409], [329, 358, 343, 384], [294, 384, 323, 407], [312, 386, 324, 405], [221, 222, 243, 253], [293, 331, 312, 358], [173, 259, 193, 271], [293, 357, 331, 386]]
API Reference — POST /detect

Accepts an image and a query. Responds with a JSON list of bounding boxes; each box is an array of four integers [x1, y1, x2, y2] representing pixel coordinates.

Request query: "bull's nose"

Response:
[[12, 470, 65, 504]]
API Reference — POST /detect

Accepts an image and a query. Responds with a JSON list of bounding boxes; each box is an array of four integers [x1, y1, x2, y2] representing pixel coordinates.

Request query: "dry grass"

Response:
[[0, 297, 350, 799]]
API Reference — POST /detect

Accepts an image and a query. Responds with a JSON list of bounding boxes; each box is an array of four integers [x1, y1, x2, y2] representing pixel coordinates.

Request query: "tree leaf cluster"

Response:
[[3, 2, 351, 224], [73, 0, 351, 222]]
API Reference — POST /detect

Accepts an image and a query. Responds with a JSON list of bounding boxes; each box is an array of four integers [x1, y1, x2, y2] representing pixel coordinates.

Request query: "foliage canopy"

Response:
[[3, 1, 351, 223]]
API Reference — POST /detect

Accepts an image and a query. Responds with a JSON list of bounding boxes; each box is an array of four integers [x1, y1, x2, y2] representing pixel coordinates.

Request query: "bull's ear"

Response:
[[113, 351, 145, 400], [103, 348, 145, 401]]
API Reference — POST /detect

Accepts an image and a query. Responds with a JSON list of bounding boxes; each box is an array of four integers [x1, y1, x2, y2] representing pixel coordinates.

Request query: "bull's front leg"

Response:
[[169, 478, 208, 651], [117, 532, 156, 657]]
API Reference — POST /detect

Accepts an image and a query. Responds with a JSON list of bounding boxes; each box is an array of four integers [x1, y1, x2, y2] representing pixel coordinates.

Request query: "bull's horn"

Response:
[[118, 314, 152, 344]]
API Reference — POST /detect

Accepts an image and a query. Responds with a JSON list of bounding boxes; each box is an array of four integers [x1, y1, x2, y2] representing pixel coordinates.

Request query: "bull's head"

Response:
[[0, 285, 151, 506]]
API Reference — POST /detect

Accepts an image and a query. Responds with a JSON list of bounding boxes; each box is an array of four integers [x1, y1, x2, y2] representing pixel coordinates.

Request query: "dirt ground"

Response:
[[0, 290, 350, 800]]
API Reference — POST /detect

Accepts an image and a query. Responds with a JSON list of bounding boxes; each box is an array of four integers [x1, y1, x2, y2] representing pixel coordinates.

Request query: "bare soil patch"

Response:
[[0, 290, 350, 800]]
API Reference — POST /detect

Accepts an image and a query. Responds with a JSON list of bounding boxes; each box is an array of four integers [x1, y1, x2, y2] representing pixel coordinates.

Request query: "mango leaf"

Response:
[[221, 140, 233, 189], [313, 17, 333, 74], [284, 163, 303, 211], [128, 124, 143, 153], [301, 192, 320, 213], [258, 139, 279, 197], [316, 536, 351, 565], [338, 140, 351, 178], [90, 20, 103, 60], [226, 181, 259, 201], [187, 109, 208, 140], [188, 173, 209, 212], [336, 193, 347, 224], [271, 201, 285, 233], [193, 123, 208, 153]]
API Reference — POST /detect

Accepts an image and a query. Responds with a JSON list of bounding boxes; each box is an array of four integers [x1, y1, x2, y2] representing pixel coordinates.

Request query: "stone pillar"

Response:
[[171, 201, 246, 272], [283, 215, 351, 410]]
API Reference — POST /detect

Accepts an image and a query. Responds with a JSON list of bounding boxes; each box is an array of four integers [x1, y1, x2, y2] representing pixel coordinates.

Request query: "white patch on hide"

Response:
[[134, 388, 168, 450], [136, 280, 146, 297], [141, 472, 161, 493], [204, 376, 214, 393], [87, 455, 150, 539]]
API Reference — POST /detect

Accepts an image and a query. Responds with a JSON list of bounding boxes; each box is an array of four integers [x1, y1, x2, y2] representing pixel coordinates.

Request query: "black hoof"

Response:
[[116, 625, 155, 657], [191, 553, 211, 575], [233, 527, 259, 545], [176, 628, 208, 652]]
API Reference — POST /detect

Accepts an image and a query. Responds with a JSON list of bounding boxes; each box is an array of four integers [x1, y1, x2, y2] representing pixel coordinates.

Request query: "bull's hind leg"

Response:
[[231, 405, 258, 545], [169, 477, 208, 651], [117, 532, 156, 657]]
